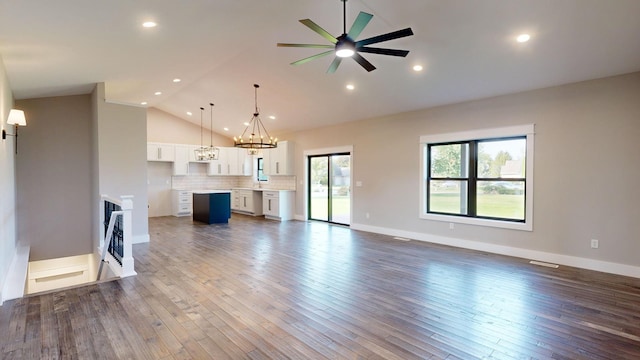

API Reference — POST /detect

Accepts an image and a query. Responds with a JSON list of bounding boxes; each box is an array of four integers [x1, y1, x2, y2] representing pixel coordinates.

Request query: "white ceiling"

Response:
[[2, 0, 640, 137]]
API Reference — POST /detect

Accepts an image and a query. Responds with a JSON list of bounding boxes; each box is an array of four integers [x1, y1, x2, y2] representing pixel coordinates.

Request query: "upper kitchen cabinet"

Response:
[[208, 147, 233, 176], [207, 147, 253, 176], [188, 144, 214, 163], [263, 141, 294, 176], [237, 149, 253, 176], [173, 145, 190, 176], [147, 143, 175, 162]]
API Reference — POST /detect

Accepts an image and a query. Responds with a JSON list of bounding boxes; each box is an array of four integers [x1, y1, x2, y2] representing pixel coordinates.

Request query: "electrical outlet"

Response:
[[591, 239, 599, 249], [449, 223, 455, 230], [366, 212, 370, 219]]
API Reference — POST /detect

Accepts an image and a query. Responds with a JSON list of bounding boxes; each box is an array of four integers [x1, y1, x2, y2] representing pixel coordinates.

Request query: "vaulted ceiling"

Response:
[[2, 0, 640, 137]]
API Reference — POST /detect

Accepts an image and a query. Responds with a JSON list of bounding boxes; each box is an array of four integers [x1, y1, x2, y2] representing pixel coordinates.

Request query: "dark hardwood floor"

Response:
[[2, 214, 640, 359]]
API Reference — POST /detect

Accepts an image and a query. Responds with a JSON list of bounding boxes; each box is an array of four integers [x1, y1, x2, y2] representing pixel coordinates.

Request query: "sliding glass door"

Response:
[[308, 153, 351, 225]]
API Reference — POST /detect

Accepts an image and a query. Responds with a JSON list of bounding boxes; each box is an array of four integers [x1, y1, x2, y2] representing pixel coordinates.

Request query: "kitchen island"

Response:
[[192, 190, 231, 224]]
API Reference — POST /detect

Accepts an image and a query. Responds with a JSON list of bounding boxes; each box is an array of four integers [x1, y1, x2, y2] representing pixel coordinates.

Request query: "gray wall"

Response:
[[0, 56, 16, 300], [286, 72, 640, 269], [93, 83, 148, 245], [15, 95, 93, 261]]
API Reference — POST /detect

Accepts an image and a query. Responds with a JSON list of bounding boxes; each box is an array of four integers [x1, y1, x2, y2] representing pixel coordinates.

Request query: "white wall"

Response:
[[285, 72, 640, 276], [93, 83, 149, 245], [147, 107, 233, 146], [0, 56, 16, 303]]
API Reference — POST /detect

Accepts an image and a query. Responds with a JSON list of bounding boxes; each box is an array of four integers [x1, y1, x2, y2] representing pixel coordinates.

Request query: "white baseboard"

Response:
[[133, 234, 150, 244], [1, 243, 30, 305], [351, 223, 640, 279]]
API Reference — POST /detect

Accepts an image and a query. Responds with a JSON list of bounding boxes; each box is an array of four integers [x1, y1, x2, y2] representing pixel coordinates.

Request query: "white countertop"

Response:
[[175, 188, 294, 193], [192, 190, 232, 194], [232, 188, 295, 192]]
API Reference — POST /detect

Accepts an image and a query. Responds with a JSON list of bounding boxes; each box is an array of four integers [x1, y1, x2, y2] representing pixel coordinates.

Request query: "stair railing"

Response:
[[98, 195, 137, 280]]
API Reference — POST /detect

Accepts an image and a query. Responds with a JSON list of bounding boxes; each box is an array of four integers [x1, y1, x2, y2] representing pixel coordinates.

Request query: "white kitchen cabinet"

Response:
[[231, 189, 263, 215], [263, 190, 294, 221], [207, 157, 226, 175], [173, 145, 190, 176], [147, 143, 175, 162], [188, 144, 215, 163], [207, 147, 227, 175], [207, 147, 253, 176], [172, 190, 192, 217], [263, 141, 294, 176], [237, 150, 253, 176], [225, 147, 239, 175]]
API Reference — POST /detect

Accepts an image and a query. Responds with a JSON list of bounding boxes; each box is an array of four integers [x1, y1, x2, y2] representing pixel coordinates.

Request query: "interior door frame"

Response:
[[304, 146, 353, 225]]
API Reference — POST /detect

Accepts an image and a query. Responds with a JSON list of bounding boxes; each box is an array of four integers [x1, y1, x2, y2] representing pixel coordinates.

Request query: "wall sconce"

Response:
[[2, 109, 27, 154]]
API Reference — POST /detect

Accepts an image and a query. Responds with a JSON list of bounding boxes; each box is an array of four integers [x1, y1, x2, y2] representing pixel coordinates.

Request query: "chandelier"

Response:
[[234, 84, 277, 154], [194, 103, 220, 161]]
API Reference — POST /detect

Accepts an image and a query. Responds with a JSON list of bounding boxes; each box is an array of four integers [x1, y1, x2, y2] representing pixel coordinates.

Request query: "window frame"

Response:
[[257, 157, 268, 182], [420, 124, 534, 231]]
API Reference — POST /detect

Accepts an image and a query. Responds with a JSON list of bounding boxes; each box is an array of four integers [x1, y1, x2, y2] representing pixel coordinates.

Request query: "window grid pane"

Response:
[[426, 136, 526, 223]]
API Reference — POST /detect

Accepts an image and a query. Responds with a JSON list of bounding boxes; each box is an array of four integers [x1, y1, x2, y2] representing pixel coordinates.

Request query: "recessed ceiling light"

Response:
[[223, 127, 229, 131], [346, 84, 355, 90], [243, 122, 250, 126], [413, 65, 424, 72], [269, 115, 276, 120], [140, 101, 148, 105], [154, 91, 162, 95], [173, 78, 181, 83], [517, 34, 531, 43], [186, 111, 192, 116], [142, 21, 157, 28]]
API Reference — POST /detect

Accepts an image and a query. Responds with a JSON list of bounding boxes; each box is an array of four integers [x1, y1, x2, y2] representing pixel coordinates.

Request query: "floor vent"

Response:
[[529, 260, 559, 268], [393, 237, 411, 241]]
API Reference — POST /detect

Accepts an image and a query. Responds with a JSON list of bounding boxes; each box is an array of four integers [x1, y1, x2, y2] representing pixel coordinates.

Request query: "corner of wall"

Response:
[[0, 53, 18, 304]]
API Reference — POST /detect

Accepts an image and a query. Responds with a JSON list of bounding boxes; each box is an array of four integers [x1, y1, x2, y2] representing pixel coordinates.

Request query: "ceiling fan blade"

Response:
[[290, 50, 334, 66], [357, 47, 410, 57], [277, 43, 334, 49], [356, 28, 414, 47], [352, 53, 376, 72], [327, 57, 342, 74], [299, 19, 338, 44], [348, 12, 373, 40]]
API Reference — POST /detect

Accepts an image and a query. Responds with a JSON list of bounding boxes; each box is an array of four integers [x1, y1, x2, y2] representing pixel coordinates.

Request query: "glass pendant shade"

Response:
[[194, 103, 220, 161]]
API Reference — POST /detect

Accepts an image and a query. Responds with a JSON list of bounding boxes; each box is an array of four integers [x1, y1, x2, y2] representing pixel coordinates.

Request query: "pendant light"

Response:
[[234, 84, 277, 154], [194, 104, 220, 161], [206, 103, 219, 160], [194, 107, 208, 161]]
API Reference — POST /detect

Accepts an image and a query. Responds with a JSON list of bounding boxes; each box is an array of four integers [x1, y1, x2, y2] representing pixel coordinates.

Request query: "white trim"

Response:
[[419, 124, 535, 231], [133, 234, 150, 244], [303, 145, 354, 224], [303, 146, 353, 157], [419, 124, 535, 144], [351, 223, 640, 279], [1, 243, 30, 304], [104, 99, 148, 108], [419, 213, 532, 231]]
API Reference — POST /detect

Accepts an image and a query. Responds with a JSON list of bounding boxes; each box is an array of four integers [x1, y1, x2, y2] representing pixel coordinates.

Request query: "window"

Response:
[[420, 125, 534, 231], [257, 157, 268, 181]]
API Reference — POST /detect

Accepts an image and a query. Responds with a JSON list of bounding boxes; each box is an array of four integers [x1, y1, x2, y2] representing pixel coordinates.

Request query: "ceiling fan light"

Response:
[[336, 43, 355, 58]]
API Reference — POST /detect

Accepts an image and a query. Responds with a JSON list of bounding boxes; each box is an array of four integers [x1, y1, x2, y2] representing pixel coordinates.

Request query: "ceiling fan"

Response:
[[277, 0, 414, 73]]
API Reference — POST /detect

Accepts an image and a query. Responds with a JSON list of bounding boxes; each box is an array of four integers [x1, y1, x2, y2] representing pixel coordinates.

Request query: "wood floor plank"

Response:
[[2, 214, 640, 359]]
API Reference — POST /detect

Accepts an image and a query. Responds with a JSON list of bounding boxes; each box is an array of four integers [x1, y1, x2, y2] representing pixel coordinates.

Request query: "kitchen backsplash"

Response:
[[172, 163, 296, 191]]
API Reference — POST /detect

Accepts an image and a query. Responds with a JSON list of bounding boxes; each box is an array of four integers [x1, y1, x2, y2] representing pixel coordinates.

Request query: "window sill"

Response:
[[420, 213, 532, 231]]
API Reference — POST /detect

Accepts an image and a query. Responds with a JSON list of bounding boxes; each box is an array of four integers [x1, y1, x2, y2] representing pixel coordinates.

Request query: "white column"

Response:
[[119, 195, 137, 277]]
